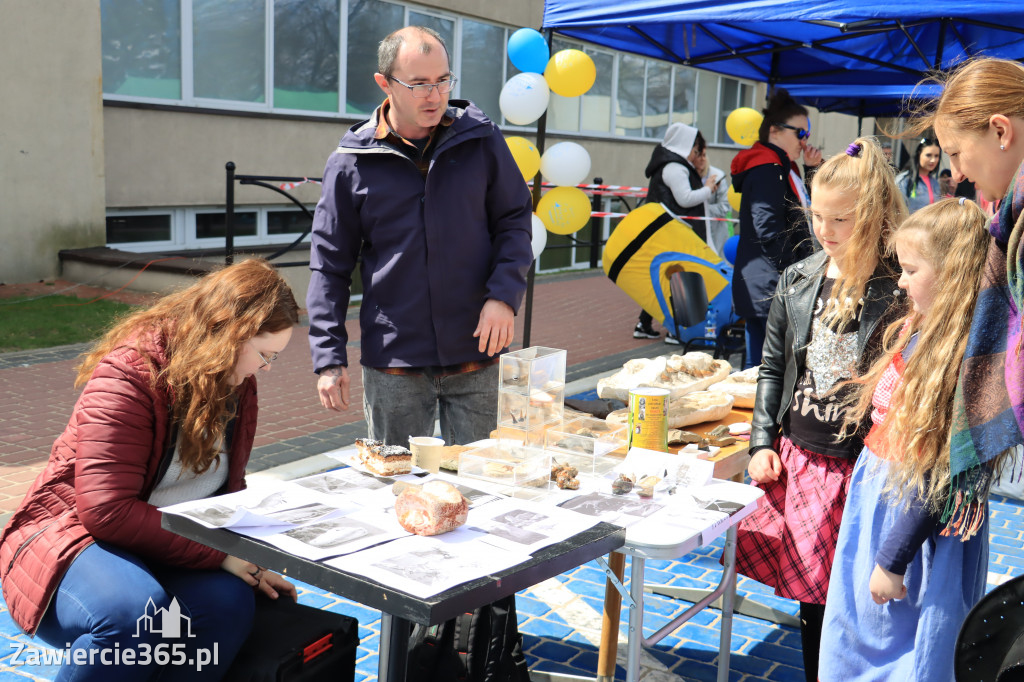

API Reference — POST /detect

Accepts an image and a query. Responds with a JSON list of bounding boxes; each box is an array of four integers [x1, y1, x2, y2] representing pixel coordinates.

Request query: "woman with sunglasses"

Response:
[[730, 88, 823, 368], [0, 258, 299, 680], [896, 137, 943, 213]]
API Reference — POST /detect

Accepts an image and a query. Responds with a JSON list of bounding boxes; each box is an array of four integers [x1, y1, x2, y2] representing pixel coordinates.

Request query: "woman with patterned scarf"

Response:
[[927, 57, 1024, 539]]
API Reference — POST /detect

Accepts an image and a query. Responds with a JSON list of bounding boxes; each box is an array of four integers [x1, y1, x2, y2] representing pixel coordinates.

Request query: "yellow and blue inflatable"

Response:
[[603, 203, 736, 341]]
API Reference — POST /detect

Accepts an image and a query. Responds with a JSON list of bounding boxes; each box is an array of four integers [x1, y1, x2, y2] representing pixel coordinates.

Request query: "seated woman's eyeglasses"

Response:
[[250, 341, 280, 369], [779, 123, 810, 140], [387, 75, 458, 98]]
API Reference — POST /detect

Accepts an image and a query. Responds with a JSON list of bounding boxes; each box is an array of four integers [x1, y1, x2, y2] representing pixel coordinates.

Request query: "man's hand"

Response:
[[869, 564, 907, 604], [803, 144, 823, 167], [317, 365, 350, 411], [747, 448, 782, 483], [474, 299, 515, 356], [704, 174, 720, 190]]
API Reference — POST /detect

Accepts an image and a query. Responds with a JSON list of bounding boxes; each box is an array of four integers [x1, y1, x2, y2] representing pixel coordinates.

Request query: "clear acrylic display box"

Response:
[[457, 441, 552, 490], [497, 347, 567, 446], [545, 416, 628, 477]]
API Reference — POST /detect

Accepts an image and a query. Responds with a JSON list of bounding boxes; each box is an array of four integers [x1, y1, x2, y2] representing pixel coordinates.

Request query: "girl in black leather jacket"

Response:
[[731, 138, 907, 682]]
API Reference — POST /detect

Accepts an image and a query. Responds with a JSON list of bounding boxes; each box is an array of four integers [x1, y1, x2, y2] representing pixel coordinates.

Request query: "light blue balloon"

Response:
[[507, 28, 549, 75]]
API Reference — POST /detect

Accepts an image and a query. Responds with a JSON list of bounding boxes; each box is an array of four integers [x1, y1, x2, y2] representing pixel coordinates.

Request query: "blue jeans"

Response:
[[744, 315, 767, 369], [35, 542, 254, 682], [362, 363, 499, 446]]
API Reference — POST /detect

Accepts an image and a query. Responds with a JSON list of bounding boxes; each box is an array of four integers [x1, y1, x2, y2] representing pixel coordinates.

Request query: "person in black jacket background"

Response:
[[730, 89, 822, 368]]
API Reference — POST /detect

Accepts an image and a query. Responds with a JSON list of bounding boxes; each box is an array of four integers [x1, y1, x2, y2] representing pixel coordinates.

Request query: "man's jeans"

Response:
[[35, 541, 254, 682], [362, 363, 499, 446]]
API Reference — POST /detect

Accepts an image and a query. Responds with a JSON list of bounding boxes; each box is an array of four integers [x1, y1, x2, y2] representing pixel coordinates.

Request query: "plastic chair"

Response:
[[669, 270, 746, 366]]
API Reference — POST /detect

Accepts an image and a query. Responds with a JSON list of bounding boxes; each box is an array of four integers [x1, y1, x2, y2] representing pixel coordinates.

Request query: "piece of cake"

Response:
[[360, 443, 412, 476], [395, 480, 468, 536]]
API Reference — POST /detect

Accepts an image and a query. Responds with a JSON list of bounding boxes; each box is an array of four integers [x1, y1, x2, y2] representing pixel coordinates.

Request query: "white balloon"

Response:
[[540, 141, 592, 187], [499, 73, 550, 126], [531, 213, 547, 260]]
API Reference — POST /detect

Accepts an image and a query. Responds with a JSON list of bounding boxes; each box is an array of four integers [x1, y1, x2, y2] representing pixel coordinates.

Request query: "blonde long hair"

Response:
[[75, 259, 299, 474], [904, 57, 1024, 136], [843, 199, 990, 509], [811, 137, 907, 330]]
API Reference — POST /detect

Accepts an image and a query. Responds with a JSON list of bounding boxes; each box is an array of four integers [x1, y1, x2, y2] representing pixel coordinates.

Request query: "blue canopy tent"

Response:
[[541, 0, 1024, 114]]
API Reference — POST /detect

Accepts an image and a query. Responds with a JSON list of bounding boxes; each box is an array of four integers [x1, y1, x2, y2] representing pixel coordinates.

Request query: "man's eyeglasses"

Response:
[[779, 123, 810, 141], [387, 75, 457, 99], [251, 342, 279, 369]]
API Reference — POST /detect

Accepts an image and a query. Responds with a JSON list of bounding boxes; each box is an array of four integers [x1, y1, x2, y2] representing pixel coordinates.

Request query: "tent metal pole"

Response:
[[522, 29, 554, 350]]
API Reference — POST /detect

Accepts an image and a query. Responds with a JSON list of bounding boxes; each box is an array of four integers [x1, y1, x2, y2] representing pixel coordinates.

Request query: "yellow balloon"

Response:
[[506, 136, 540, 183], [544, 49, 597, 98], [537, 186, 592, 235], [728, 186, 742, 213], [725, 107, 763, 146]]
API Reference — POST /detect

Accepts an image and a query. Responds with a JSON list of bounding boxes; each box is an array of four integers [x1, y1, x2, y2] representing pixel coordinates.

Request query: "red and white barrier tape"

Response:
[[278, 177, 323, 191], [590, 211, 739, 223]]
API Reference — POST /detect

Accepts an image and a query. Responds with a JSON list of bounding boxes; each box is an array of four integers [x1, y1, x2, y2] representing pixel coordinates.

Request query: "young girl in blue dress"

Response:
[[733, 138, 907, 682], [819, 198, 994, 681]]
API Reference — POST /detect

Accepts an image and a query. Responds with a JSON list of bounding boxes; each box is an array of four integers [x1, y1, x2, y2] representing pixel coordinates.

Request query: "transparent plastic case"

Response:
[[457, 442, 552, 490], [497, 347, 567, 445], [545, 416, 628, 477]]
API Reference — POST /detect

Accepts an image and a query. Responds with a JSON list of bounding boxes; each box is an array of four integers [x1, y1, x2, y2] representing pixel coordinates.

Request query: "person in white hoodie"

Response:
[[634, 122, 722, 342]]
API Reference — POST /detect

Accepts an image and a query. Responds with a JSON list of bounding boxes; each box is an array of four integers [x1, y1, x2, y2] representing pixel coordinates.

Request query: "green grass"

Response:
[[0, 295, 139, 353]]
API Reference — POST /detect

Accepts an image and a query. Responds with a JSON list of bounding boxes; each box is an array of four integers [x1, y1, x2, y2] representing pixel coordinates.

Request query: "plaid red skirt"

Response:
[[733, 436, 856, 604]]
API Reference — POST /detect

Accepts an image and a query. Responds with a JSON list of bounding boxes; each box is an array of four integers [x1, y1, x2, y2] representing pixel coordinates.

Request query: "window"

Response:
[[645, 61, 671, 139], [461, 20, 505, 123], [717, 77, 755, 144], [101, 0, 182, 99], [671, 67, 697, 126], [274, 0, 340, 112], [106, 214, 172, 244], [267, 210, 312, 235], [407, 11, 453, 50], [616, 54, 645, 137], [346, 0, 403, 115], [581, 50, 613, 134], [99, 0, 748, 142], [547, 38, 581, 133], [196, 211, 257, 239], [193, 0, 266, 103]]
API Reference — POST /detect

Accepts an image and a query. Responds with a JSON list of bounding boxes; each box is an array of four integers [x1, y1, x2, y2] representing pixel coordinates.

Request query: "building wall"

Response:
[[0, 0, 106, 282], [1, 0, 873, 284], [103, 107, 338, 210]]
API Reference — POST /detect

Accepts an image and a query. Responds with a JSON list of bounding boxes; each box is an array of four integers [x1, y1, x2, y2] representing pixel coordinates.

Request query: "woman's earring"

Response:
[[1001, 144, 1007, 151]]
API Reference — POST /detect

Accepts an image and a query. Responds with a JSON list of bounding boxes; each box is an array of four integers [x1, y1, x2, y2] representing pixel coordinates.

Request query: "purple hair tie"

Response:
[[846, 143, 862, 157]]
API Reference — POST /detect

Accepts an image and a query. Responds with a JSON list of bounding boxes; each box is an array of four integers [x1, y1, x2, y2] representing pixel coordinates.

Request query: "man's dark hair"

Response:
[[378, 26, 449, 78], [694, 130, 706, 154]]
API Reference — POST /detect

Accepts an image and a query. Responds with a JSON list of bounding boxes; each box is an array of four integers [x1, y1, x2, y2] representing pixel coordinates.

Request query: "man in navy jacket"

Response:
[[307, 26, 533, 447]]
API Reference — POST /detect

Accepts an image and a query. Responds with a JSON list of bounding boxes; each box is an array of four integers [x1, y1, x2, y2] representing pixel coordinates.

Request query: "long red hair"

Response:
[[75, 259, 299, 473]]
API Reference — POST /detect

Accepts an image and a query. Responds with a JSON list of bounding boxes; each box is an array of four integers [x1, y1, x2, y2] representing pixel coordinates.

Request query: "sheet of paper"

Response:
[[465, 496, 598, 554], [326, 530, 530, 598], [259, 508, 409, 561], [160, 483, 356, 530], [557, 491, 664, 527], [615, 447, 715, 491]]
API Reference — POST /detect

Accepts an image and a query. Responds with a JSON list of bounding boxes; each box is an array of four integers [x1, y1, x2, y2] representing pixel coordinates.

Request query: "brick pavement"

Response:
[[0, 270, 672, 516]]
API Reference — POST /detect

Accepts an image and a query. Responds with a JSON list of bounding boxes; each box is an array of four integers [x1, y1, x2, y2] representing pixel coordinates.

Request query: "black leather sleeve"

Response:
[[750, 272, 791, 451]]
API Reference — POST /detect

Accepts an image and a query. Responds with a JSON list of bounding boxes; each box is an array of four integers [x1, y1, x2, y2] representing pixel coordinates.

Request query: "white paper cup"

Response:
[[408, 436, 445, 473]]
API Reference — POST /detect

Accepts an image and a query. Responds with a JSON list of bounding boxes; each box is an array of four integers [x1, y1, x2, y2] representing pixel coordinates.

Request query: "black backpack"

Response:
[[407, 595, 531, 682]]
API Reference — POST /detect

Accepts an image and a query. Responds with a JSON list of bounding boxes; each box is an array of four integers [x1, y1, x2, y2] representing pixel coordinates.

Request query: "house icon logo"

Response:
[[134, 597, 195, 638]]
